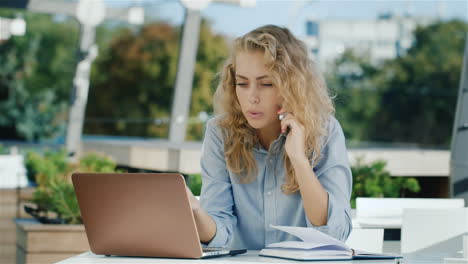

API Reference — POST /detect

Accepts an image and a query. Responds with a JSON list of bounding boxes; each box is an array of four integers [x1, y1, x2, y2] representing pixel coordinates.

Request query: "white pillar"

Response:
[[169, 9, 202, 144], [450, 33, 468, 201]]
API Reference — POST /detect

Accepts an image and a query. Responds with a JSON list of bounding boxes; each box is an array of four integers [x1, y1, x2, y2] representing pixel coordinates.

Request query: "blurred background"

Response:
[[0, 0, 467, 263]]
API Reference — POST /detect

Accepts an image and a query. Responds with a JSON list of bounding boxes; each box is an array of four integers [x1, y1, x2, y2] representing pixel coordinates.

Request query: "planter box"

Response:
[[0, 187, 36, 264], [1, 188, 19, 264], [15, 219, 89, 264]]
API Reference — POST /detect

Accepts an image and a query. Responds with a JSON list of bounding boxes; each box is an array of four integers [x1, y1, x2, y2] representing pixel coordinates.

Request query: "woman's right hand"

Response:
[[185, 185, 201, 211], [185, 186, 217, 244]]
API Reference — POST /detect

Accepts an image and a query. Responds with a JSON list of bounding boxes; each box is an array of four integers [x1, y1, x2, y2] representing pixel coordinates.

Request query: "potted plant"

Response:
[[16, 149, 124, 264], [351, 157, 421, 208]]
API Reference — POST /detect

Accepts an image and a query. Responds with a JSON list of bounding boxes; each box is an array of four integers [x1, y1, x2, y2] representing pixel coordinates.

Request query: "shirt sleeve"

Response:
[[305, 117, 353, 242], [199, 118, 237, 248]]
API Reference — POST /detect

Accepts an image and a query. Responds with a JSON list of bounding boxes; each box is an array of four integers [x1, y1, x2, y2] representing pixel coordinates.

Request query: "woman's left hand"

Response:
[[279, 111, 308, 164]]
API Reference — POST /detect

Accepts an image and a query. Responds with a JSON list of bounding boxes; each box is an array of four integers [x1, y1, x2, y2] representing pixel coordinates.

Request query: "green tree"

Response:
[[187, 19, 229, 140], [0, 11, 77, 141], [325, 50, 380, 143], [0, 11, 79, 101], [369, 20, 467, 147], [86, 19, 229, 140], [86, 22, 180, 138], [327, 20, 467, 147]]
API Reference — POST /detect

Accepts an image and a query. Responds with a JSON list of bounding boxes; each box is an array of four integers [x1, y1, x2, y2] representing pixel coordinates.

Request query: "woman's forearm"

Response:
[[193, 207, 217, 244], [291, 158, 329, 226]]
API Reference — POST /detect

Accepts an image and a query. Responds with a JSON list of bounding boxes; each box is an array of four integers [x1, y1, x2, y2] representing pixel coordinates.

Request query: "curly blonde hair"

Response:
[[213, 25, 334, 194]]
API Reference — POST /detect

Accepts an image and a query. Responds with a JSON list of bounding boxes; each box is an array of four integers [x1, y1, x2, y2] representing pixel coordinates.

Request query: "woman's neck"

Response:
[[257, 122, 281, 150]]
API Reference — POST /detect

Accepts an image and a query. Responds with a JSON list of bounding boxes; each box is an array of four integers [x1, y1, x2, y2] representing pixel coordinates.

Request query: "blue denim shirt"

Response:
[[199, 116, 352, 250]]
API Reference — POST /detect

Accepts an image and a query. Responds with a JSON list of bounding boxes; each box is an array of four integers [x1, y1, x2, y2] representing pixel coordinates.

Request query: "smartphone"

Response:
[[278, 112, 290, 135]]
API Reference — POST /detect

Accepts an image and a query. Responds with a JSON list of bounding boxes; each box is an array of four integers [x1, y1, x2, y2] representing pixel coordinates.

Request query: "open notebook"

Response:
[[259, 225, 402, 261]]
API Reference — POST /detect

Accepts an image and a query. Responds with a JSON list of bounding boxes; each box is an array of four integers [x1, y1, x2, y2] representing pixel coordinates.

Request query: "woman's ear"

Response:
[[276, 104, 283, 114]]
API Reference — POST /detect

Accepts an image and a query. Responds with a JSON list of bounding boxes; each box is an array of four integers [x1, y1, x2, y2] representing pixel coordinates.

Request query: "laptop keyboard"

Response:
[[203, 248, 224, 252]]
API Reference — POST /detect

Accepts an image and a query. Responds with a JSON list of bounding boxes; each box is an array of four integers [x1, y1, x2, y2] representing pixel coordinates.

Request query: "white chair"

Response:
[[401, 207, 468, 254], [346, 228, 384, 253], [0, 154, 28, 188], [355, 198, 465, 228]]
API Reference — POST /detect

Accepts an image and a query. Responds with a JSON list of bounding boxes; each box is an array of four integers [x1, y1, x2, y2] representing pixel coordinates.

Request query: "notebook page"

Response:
[[260, 248, 353, 261], [268, 241, 348, 251], [268, 241, 325, 249], [270, 225, 350, 251]]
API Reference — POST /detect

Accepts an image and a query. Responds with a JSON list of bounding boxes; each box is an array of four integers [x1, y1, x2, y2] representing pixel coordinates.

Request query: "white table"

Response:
[[352, 218, 401, 229], [56, 250, 401, 264], [56, 246, 466, 264]]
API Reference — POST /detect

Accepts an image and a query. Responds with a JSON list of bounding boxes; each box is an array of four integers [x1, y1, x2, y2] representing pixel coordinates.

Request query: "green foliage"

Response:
[[86, 20, 229, 140], [0, 11, 464, 147], [0, 144, 7, 154], [0, 10, 78, 141], [188, 173, 202, 196], [368, 20, 467, 146], [0, 84, 67, 142], [86, 23, 179, 138], [350, 157, 421, 208], [326, 50, 380, 142], [0, 12, 121, 142], [25, 149, 124, 224], [327, 19, 467, 147], [187, 20, 230, 141], [79, 152, 121, 172]]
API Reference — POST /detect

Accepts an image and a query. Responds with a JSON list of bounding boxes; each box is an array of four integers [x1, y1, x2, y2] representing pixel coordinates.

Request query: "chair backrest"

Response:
[[0, 154, 28, 188], [346, 228, 384, 253], [401, 207, 468, 253], [356, 198, 465, 219]]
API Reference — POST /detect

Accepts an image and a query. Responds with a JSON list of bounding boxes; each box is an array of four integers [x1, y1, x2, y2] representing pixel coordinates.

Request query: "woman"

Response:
[[185, 25, 352, 250]]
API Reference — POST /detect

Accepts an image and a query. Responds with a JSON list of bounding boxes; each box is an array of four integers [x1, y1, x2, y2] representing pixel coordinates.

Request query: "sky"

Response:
[[106, 0, 468, 38]]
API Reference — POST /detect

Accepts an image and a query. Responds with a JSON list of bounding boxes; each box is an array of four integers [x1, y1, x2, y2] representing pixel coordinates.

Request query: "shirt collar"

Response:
[[253, 132, 286, 155]]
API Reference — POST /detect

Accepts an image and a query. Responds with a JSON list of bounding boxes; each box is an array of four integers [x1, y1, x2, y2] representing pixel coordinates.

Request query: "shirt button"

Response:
[[267, 191, 272, 196]]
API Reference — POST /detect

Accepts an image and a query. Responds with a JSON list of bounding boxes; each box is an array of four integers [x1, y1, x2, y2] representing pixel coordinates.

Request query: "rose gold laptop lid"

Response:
[[72, 173, 204, 258]]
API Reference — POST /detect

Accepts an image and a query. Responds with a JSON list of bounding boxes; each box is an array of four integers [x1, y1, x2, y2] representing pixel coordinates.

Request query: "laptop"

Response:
[[72, 172, 246, 259]]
